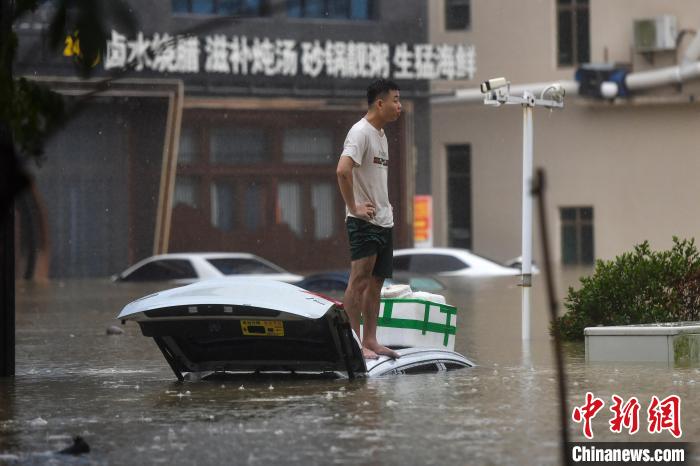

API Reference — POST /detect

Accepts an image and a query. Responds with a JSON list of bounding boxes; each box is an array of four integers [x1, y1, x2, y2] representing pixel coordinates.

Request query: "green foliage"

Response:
[[1, 0, 136, 160], [5, 78, 65, 159], [555, 237, 700, 341]]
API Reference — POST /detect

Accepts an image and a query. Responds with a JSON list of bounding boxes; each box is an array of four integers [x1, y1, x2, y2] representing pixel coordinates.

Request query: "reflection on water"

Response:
[[2, 271, 699, 465]]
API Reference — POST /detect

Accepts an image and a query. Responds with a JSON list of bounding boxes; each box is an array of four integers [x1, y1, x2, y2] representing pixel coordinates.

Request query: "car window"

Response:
[[408, 277, 445, 292], [393, 255, 411, 272], [442, 361, 469, 371], [304, 279, 347, 292], [122, 259, 197, 281], [409, 254, 468, 273], [401, 362, 441, 375], [207, 258, 281, 275]]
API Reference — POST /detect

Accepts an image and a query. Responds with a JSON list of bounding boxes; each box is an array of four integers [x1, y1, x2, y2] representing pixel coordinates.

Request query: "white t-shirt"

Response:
[[340, 118, 393, 228]]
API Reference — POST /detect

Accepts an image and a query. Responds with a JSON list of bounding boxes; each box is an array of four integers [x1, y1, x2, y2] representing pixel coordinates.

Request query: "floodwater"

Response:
[[2, 269, 698, 465]]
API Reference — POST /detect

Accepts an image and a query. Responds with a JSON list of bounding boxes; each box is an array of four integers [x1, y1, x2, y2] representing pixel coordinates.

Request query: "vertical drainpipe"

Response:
[[153, 81, 184, 255]]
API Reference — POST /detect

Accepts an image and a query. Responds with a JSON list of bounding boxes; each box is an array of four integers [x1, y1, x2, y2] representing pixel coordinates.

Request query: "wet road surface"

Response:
[[1, 271, 698, 465]]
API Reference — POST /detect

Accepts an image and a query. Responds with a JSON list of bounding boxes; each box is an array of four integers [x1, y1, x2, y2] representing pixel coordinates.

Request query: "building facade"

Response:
[[429, 0, 700, 266], [13, 0, 479, 277]]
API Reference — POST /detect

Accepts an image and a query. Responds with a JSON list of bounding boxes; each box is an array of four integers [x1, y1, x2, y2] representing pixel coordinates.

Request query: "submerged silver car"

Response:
[[113, 252, 302, 284]]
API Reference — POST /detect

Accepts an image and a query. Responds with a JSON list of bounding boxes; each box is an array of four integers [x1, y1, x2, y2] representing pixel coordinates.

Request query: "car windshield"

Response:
[[465, 250, 507, 266], [207, 258, 285, 275], [122, 259, 197, 281]]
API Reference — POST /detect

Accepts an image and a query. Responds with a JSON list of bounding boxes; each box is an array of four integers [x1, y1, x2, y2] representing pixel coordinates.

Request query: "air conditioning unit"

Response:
[[634, 15, 677, 52]]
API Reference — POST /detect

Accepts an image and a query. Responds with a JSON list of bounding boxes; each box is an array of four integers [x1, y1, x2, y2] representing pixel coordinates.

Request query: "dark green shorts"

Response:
[[346, 216, 393, 278]]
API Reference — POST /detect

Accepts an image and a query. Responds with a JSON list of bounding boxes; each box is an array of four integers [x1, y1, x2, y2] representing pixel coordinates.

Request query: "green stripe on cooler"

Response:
[[376, 317, 456, 339]]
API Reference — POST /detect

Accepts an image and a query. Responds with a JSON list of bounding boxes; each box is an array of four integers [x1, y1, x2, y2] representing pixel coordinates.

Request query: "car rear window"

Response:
[[122, 259, 197, 281], [207, 258, 282, 275]]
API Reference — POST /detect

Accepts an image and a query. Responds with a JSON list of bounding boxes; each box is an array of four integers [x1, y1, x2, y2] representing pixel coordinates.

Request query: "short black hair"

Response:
[[367, 79, 400, 106]]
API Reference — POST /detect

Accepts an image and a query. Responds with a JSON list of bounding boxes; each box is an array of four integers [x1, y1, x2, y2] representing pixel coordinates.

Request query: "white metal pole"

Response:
[[521, 95, 534, 341]]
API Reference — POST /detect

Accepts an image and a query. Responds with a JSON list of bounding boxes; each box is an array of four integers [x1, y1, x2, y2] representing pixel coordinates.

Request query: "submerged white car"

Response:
[[117, 278, 474, 380], [113, 252, 302, 284], [393, 248, 528, 277]]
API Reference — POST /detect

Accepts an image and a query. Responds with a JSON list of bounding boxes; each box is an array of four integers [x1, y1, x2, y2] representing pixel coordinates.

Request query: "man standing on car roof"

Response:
[[336, 79, 401, 360]]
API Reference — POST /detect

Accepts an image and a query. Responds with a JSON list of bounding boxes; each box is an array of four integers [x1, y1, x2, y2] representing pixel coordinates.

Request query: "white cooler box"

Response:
[[368, 288, 458, 351]]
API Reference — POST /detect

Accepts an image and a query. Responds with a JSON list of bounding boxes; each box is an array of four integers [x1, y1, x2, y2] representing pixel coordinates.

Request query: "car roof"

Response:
[[394, 248, 501, 263], [365, 347, 474, 376], [300, 271, 350, 280], [145, 252, 259, 260], [395, 247, 473, 256], [393, 247, 517, 272]]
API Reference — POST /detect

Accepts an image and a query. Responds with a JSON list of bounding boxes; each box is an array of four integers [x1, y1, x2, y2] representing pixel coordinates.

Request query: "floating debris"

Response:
[[58, 436, 90, 455], [106, 325, 124, 335]]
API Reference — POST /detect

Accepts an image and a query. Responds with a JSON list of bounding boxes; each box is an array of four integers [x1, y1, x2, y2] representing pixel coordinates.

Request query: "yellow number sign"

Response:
[[241, 320, 285, 337], [63, 31, 101, 67]]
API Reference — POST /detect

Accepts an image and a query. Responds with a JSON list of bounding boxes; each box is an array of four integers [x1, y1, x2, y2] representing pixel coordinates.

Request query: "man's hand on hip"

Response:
[[352, 202, 376, 221]]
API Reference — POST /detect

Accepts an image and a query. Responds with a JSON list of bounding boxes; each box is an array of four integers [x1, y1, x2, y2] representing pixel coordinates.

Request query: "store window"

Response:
[[211, 180, 266, 232], [557, 0, 589, 67], [211, 127, 267, 164], [287, 0, 373, 20], [174, 176, 199, 208], [172, 0, 265, 15], [178, 126, 198, 164], [172, 109, 356, 265], [211, 181, 235, 232], [445, 0, 470, 31], [243, 183, 264, 232], [560, 206, 594, 265], [283, 128, 334, 164], [311, 183, 334, 239], [278, 182, 303, 237]]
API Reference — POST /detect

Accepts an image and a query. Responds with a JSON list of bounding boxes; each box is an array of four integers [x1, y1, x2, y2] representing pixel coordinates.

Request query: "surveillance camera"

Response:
[[480, 77, 508, 94], [542, 83, 566, 102]]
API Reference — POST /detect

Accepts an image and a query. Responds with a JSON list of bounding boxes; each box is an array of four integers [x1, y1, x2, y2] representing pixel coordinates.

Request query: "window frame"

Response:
[[560, 206, 594, 265], [172, 0, 266, 16], [446, 144, 472, 250], [556, 0, 590, 68], [175, 109, 350, 242], [286, 0, 374, 21], [444, 0, 471, 31]]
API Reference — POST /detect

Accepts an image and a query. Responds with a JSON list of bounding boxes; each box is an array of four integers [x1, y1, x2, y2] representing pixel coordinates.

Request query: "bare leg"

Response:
[[343, 255, 379, 359], [361, 276, 400, 359]]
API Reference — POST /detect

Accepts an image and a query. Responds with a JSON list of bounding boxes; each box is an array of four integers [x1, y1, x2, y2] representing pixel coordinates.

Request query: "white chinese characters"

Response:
[[104, 30, 476, 81]]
